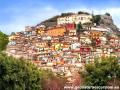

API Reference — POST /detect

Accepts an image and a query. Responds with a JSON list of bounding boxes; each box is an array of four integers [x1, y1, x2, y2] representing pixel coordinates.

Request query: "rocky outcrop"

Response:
[[100, 14, 120, 34]]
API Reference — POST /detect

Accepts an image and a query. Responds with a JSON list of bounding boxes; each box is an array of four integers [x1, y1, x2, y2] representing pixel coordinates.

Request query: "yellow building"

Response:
[[36, 27, 45, 35], [90, 31, 103, 39], [9, 35, 17, 41]]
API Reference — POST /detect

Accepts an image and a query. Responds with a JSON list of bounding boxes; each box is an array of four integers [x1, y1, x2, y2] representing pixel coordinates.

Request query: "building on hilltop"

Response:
[[57, 14, 92, 25]]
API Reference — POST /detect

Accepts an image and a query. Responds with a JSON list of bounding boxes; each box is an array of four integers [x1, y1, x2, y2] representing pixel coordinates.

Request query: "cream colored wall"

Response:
[[57, 14, 92, 25]]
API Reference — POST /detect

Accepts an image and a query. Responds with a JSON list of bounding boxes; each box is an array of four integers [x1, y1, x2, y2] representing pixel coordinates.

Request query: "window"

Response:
[[81, 17, 83, 20]]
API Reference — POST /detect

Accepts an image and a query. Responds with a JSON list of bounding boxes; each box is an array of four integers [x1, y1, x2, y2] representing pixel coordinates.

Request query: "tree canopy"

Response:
[[0, 31, 9, 52], [91, 15, 101, 25], [61, 12, 74, 17], [0, 53, 42, 90], [78, 11, 90, 15], [105, 13, 111, 16], [76, 22, 83, 33], [82, 56, 120, 86]]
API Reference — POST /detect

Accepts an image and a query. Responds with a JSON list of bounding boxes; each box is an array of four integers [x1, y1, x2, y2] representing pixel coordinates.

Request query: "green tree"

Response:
[[76, 22, 83, 36], [0, 31, 9, 52], [91, 15, 101, 25], [82, 56, 120, 86], [105, 13, 110, 16], [10, 32, 15, 35], [78, 11, 90, 15], [76, 22, 83, 41], [0, 54, 42, 90]]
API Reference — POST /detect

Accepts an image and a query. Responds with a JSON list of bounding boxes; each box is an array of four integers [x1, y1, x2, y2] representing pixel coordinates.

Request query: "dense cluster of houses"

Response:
[[6, 13, 120, 72]]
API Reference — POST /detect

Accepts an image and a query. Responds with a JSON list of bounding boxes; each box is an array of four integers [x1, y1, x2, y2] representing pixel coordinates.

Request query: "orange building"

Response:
[[47, 27, 66, 37], [90, 31, 103, 39]]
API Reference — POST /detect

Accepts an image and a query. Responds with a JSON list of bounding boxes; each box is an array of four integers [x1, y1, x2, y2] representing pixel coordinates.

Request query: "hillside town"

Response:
[[6, 12, 120, 75]]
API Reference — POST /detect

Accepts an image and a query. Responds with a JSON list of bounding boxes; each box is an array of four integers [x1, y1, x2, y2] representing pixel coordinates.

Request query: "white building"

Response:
[[91, 27, 111, 32], [57, 14, 92, 25]]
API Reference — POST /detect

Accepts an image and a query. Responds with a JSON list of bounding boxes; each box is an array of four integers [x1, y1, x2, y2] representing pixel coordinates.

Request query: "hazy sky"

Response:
[[0, 0, 120, 34]]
